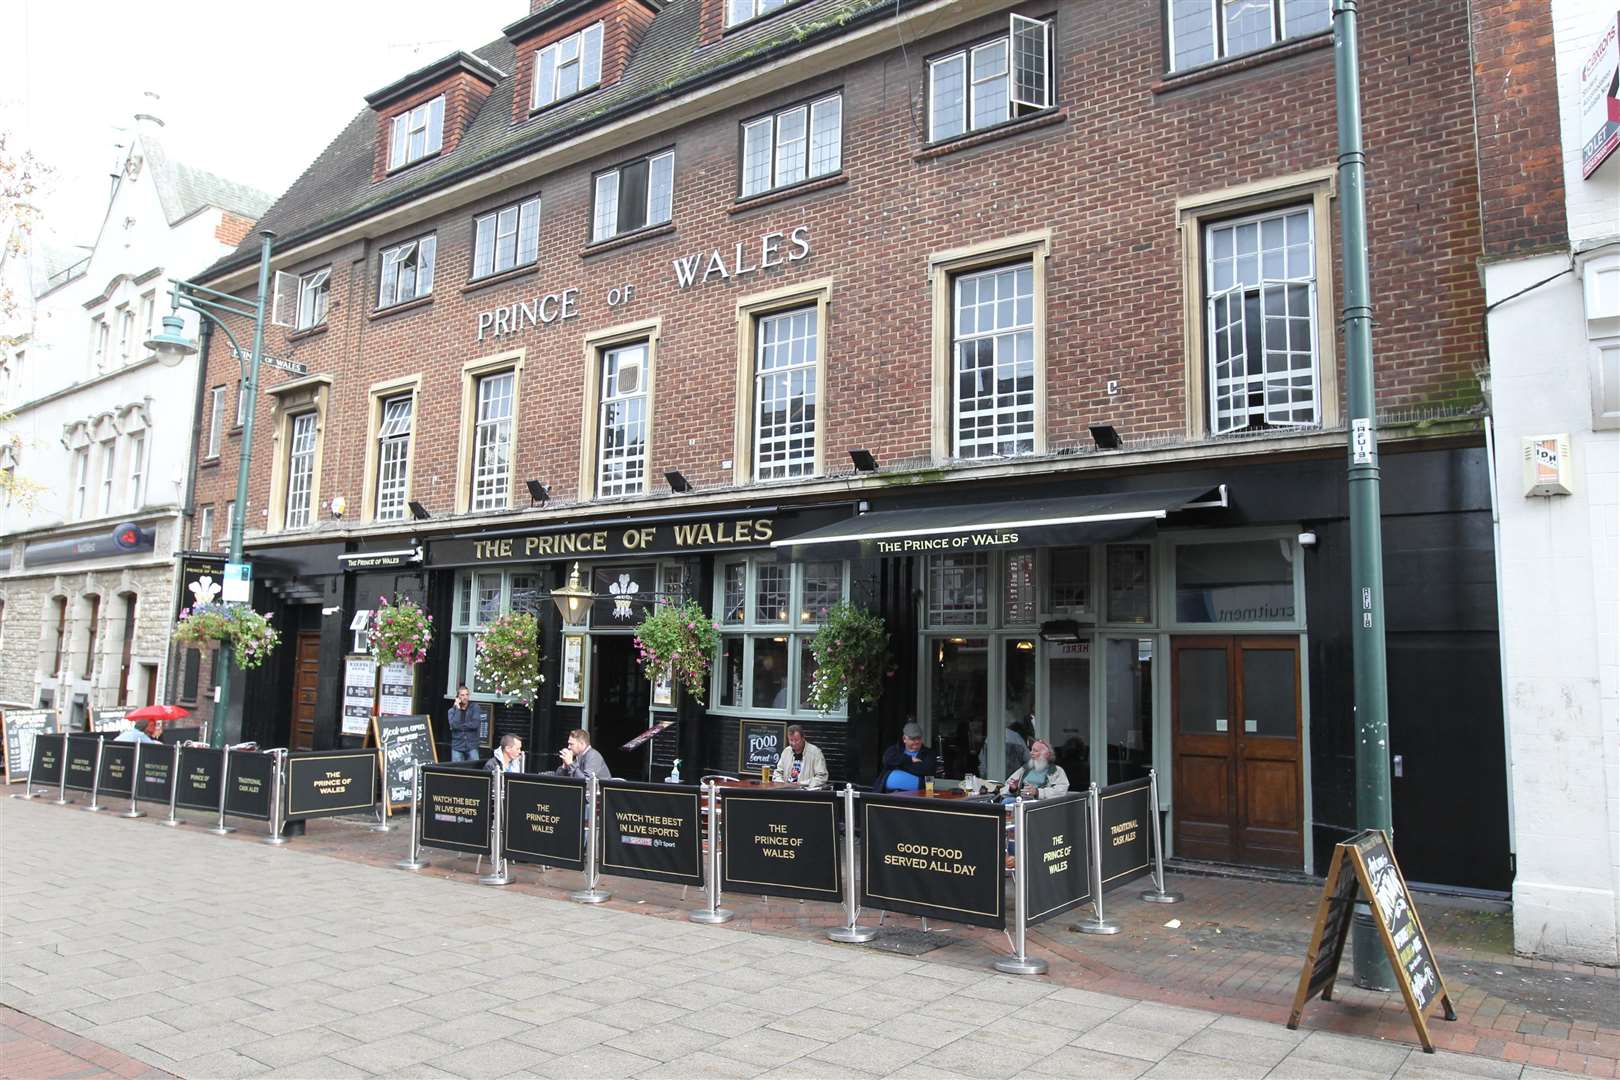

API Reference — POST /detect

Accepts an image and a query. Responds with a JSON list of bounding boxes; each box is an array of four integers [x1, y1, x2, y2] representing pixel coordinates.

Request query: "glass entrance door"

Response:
[[1046, 640, 1091, 788], [1104, 637, 1153, 785]]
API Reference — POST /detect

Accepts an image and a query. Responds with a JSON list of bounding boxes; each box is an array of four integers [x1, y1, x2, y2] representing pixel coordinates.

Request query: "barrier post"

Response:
[[371, 748, 392, 832], [479, 770, 511, 886], [83, 738, 107, 812], [1140, 770, 1182, 904], [10, 747, 41, 799], [689, 780, 734, 924], [161, 748, 182, 826], [53, 742, 72, 805], [263, 750, 288, 846], [1075, 783, 1120, 935], [827, 784, 877, 943], [397, 767, 429, 871], [994, 796, 1049, 974], [209, 750, 235, 835], [569, 774, 611, 904], [121, 740, 145, 818]]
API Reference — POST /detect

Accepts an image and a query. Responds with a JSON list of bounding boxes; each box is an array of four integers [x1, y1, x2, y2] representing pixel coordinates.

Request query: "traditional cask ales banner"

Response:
[[63, 734, 102, 793], [599, 781, 703, 886], [285, 750, 378, 820], [502, 774, 587, 870], [1097, 777, 1153, 891], [224, 751, 275, 821], [860, 795, 1005, 929], [419, 766, 493, 855], [1022, 793, 1091, 925], [137, 744, 176, 805], [95, 741, 138, 799], [720, 788, 841, 903], [29, 733, 65, 788], [175, 746, 225, 812]]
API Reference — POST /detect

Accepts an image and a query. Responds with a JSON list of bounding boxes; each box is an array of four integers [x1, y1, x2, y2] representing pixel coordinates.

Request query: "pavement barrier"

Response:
[[285, 749, 379, 823], [416, 764, 494, 857]]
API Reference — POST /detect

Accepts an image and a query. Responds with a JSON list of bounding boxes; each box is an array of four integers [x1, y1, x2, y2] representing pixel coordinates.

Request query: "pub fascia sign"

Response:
[[452, 516, 776, 564], [476, 226, 812, 342]]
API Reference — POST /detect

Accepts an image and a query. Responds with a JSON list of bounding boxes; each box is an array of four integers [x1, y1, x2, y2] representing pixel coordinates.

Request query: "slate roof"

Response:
[[142, 133, 273, 226], [200, 0, 907, 281]]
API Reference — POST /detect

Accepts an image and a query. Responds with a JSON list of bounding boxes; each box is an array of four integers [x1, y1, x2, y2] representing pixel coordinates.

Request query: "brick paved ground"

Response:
[[2, 795, 1613, 1079], [0, 1007, 171, 1079]]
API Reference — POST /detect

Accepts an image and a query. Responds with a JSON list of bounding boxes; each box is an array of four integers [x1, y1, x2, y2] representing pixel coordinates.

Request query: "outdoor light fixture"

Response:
[[144, 313, 197, 368], [1038, 619, 1082, 643], [1089, 424, 1122, 450], [665, 470, 691, 493], [526, 480, 550, 505], [552, 561, 593, 627], [849, 448, 878, 472], [408, 500, 431, 521]]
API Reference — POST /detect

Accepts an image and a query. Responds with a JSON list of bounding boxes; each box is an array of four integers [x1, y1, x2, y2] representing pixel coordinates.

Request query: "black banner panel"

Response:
[[720, 788, 841, 903], [860, 795, 1006, 930], [4, 710, 58, 781], [137, 745, 176, 805], [1358, 832, 1443, 1014], [225, 751, 275, 820], [419, 766, 493, 854], [96, 742, 137, 798], [175, 746, 225, 812], [374, 715, 435, 811], [1022, 794, 1092, 925], [503, 774, 587, 870], [599, 782, 703, 886], [286, 751, 379, 820], [1097, 778, 1153, 891], [63, 734, 101, 792], [30, 734, 65, 788]]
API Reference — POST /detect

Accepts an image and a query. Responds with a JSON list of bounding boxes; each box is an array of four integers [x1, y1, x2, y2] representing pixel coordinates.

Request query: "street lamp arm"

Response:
[[169, 278, 261, 323], [172, 301, 249, 373]]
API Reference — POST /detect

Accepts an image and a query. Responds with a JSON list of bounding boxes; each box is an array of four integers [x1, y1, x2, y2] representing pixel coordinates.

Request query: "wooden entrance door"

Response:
[[292, 631, 321, 750], [1171, 636, 1302, 868]]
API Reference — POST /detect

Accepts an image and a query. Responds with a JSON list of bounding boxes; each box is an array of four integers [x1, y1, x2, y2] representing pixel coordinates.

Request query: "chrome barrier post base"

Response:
[[1074, 915, 1121, 935], [827, 785, 878, 944], [570, 775, 611, 904], [207, 822, 236, 835], [262, 751, 288, 845], [263, 829, 288, 845], [479, 866, 511, 886], [688, 907, 734, 925], [1141, 888, 1183, 904], [827, 923, 878, 944], [1075, 784, 1119, 934], [480, 771, 509, 885], [1139, 771, 1181, 903], [397, 770, 429, 871], [689, 781, 733, 924], [570, 886, 610, 904], [370, 804, 393, 833], [994, 954, 1051, 975], [121, 742, 144, 818], [993, 797, 1049, 976], [120, 804, 145, 819]]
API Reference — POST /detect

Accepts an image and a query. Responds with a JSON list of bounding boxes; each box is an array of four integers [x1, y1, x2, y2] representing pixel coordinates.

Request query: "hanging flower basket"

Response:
[[367, 594, 433, 666], [805, 602, 892, 712], [475, 611, 545, 710], [634, 600, 721, 705], [173, 604, 283, 671]]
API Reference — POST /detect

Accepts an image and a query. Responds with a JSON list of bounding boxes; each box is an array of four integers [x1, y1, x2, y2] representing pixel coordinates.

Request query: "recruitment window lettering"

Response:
[[592, 151, 674, 243], [473, 196, 541, 280], [284, 412, 318, 530], [1168, 0, 1331, 73], [953, 262, 1035, 459], [389, 95, 444, 170], [928, 15, 1052, 143], [1205, 206, 1320, 434], [378, 236, 436, 308], [297, 267, 330, 330], [470, 370, 514, 510], [450, 569, 545, 697], [375, 394, 415, 521], [533, 23, 603, 111], [714, 557, 847, 718], [597, 341, 649, 498], [1173, 538, 1297, 624], [754, 306, 819, 481], [740, 94, 841, 199]]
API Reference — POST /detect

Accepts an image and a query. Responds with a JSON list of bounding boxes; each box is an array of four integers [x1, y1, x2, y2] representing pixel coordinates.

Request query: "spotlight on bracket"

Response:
[[849, 448, 878, 473], [665, 470, 691, 494], [408, 500, 431, 521], [1089, 424, 1123, 450], [526, 480, 550, 506]]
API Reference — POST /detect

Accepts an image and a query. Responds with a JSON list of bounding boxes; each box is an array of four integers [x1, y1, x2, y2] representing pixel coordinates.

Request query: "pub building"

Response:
[[178, 0, 1527, 895]]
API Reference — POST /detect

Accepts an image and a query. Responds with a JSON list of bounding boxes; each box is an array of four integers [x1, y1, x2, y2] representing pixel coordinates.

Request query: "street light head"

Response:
[[146, 313, 197, 367]]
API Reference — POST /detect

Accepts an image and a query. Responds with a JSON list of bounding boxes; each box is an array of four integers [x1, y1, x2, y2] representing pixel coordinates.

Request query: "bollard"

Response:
[[83, 738, 107, 812], [479, 770, 511, 886], [995, 796, 1049, 975], [161, 747, 182, 827], [689, 780, 734, 924], [827, 784, 877, 943], [263, 750, 288, 846], [122, 740, 146, 818], [397, 768, 430, 871], [1140, 770, 1182, 904], [1075, 783, 1120, 935], [208, 750, 235, 835], [569, 774, 611, 904]]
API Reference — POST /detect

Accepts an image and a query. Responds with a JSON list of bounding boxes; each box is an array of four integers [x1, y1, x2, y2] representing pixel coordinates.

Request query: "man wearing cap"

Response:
[[878, 721, 938, 793]]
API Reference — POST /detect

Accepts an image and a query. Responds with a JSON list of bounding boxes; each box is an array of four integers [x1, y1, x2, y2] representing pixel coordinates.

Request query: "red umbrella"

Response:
[[125, 704, 191, 722]]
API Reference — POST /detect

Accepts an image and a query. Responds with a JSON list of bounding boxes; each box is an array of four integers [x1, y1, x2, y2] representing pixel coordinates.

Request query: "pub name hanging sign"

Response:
[[475, 226, 812, 342]]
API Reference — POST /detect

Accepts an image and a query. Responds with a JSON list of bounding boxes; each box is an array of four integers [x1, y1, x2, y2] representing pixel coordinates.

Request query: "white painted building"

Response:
[[1484, 1, 1620, 965], [0, 114, 269, 724]]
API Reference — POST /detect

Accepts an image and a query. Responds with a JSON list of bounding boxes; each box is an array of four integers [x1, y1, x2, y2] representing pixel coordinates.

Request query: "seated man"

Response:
[[1004, 739, 1070, 799], [556, 728, 612, 781], [878, 721, 937, 793], [774, 724, 828, 788], [485, 733, 524, 774]]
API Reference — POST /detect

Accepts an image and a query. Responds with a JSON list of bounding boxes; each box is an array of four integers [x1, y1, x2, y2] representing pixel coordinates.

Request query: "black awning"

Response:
[[770, 485, 1227, 560]]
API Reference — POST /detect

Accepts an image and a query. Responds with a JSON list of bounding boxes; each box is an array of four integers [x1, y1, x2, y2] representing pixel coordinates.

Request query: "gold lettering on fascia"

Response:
[[470, 519, 774, 561], [873, 531, 1019, 555]]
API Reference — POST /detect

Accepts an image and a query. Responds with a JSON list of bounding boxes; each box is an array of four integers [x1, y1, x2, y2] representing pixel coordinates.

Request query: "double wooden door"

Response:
[[1171, 636, 1303, 869]]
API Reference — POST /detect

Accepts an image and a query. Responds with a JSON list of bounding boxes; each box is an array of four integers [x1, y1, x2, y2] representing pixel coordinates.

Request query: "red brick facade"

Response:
[[509, 0, 657, 125], [370, 70, 496, 182]]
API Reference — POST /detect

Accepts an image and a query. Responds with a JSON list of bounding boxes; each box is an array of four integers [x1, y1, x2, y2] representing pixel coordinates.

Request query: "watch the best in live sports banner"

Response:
[[599, 781, 703, 886], [502, 774, 587, 871], [285, 750, 379, 821], [418, 766, 493, 855], [720, 788, 841, 903], [860, 794, 1005, 929], [136, 744, 176, 805], [1022, 792, 1092, 925]]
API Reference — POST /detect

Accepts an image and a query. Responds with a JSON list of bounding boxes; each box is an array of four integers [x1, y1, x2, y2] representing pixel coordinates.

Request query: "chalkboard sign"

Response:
[[503, 774, 587, 870], [737, 720, 786, 774], [371, 714, 436, 813], [63, 734, 102, 793], [29, 733, 65, 788], [3, 710, 59, 783], [96, 741, 138, 799], [860, 795, 1006, 930], [720, 788, 841, 903], [599, 781, 703, 886], [1289, 830, 1456, 1052], [419, 765, 493, 854], [225, 751, 275, 820], [175, 745, 225, 811], [286, 750, 378, 820], [1096, 778, 1153, 891], [90, 709, 130, 733], [136, 744, 176, 805], [1023, 793, 1092, 925]]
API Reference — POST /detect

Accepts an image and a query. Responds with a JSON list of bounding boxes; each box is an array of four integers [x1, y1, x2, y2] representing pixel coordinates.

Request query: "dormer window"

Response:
[[389, 95, 445, 171], [727, 0, 790, 29], [533, 24, 604, 111]]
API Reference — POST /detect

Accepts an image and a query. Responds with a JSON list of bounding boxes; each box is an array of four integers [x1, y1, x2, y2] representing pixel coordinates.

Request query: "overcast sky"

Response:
[[3, 0, 522, 245]]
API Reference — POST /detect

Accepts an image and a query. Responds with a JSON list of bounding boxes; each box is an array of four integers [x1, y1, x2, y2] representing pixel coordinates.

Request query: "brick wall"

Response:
[[215, 212, 256, 249], [509, 0, 653, 125], [371, 71, 495, 182]]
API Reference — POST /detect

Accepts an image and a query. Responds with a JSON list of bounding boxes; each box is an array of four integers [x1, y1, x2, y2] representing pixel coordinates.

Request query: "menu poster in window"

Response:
[[652, 664, 674, 709], [559, 635, 585, 704], [378, 662, 413, 716], [342, 656, 377, 736]]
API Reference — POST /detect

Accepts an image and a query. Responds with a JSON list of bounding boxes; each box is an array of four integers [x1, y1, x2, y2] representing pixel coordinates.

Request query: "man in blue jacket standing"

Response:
[[447, 684, 484, 763]]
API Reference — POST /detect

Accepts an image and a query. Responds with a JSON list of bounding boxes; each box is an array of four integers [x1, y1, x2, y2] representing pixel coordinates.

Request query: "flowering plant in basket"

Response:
[[633, 600, 721, 704], [367, 594, 432, 666], [173, 604, 282, 671], [804, 602, 892, 712], [475, 611, 545, 710]]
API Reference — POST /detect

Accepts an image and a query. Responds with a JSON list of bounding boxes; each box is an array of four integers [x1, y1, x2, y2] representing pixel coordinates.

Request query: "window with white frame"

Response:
[[1205, 206, 1319, 433], [375, 394, 414, 521], [139, 292, 155, 342], [379, 235, 436, 308], [753, 306, 819, 481], [206, 386, 225, 458], [284, 412, 318, 529], [72, 446, 90, 519], [98, 440, 115, 515], [740, 94, 841, 198], [297, 267, 330, 330], [1168, 0, 1331, 72], [236, 380, 247, 427], [126, 432, 144, 510], [597, 342, 648, 498], [714, 557, 847, 716], [928, 552, 992, 625], [953, 262, 1035, 458], [449, 569, 546, 696], [470, 371, 514, 510], [532, 23, 603, 110], [196, 505, 214, 551], [472, 196, 541, 280], [388, 95, 445, 170], [726, 0, 790, 27], [93, 319, 110, 368], [118, 307, 134, 360], [591, 151, 674, 243], [222, 501, 235, 548], [928, 15, 1051, 142]]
